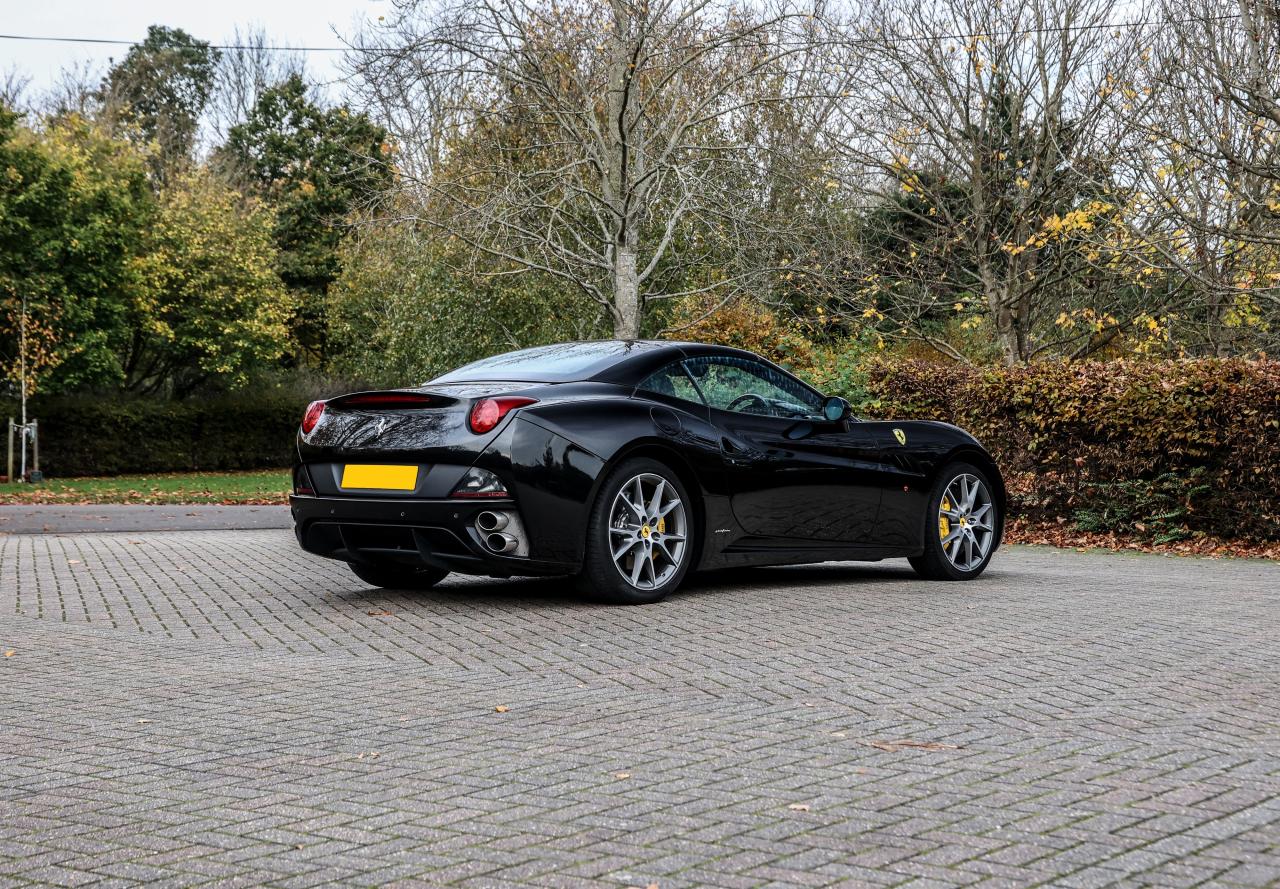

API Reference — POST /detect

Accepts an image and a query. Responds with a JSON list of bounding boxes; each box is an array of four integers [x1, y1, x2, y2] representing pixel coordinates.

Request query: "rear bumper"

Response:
[[289, 494, 576, 577]]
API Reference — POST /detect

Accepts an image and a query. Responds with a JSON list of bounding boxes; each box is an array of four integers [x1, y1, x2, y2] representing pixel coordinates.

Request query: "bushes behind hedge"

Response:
[[1, 394, 306, 477], [851, 358, 1280, 542]]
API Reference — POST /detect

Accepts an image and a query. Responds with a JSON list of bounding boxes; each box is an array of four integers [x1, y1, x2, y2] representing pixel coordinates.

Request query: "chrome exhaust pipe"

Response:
[[486, 532, 518, 554], [476, 511, 509, 532]]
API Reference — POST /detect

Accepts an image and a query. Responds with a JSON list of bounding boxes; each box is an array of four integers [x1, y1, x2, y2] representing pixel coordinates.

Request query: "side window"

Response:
[[683, 356, 823, 418], [639, 362, 705, 405]]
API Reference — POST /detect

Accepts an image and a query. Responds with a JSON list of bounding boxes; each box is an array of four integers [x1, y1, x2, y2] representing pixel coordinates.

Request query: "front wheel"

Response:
[[349, 561, 449, 590], [576, 458, 696, 604], [909, 462, 1000, 581]]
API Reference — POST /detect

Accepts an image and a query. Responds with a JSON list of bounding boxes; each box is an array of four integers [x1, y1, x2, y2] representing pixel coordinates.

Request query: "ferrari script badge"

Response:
[[893, 428, 907, 446]]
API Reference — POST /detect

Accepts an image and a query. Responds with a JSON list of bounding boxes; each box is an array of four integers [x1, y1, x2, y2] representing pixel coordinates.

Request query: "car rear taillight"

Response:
[[301, 400, 326, 435], [468, 397, 537, 434]]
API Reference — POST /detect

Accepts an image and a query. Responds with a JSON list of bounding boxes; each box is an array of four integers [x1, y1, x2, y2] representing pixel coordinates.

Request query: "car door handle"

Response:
[[720, 438, 753, 466]]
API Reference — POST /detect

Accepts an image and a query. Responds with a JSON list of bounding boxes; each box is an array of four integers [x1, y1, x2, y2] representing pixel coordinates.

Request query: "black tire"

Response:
[[576, 457, 696, 604], [349, 560, 449, 590], [909, 461, 1000, 581]]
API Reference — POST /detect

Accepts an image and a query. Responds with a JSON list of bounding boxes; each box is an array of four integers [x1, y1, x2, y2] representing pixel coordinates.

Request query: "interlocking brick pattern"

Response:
[[1, 530, 1278, 888]]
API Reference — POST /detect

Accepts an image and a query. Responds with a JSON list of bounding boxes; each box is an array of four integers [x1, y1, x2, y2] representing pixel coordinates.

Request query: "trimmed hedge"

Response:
[[6, 358, 1279, 544], [1, 395, 306, 477], [852, 359, 1280, 543]]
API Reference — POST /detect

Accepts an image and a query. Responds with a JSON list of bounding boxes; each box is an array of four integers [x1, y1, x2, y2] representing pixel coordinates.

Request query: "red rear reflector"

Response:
[[468, 397, 537, 434], [339, 392, 438, 408], [301, 401, 326, 435]]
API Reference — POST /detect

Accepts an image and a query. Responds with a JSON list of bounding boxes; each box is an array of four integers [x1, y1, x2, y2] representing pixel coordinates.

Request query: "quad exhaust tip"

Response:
[[476, 511, 509, 532], [485, 532, 519, 554]]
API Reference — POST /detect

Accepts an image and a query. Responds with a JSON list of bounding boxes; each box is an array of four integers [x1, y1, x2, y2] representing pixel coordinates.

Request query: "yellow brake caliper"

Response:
[[939, 496, 951, 548]]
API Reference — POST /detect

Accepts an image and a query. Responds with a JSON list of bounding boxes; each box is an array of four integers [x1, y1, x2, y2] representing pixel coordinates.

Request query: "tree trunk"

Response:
[[978, 261, 1023, 365], [613, 247, 640, 339]]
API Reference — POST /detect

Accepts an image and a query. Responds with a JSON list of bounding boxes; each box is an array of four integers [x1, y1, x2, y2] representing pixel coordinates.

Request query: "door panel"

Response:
[[714, 409, 885, 544]]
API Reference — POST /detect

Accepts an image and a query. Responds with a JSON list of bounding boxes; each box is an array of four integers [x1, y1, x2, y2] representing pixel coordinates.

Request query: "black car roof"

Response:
[[430, 340, 699, 384]]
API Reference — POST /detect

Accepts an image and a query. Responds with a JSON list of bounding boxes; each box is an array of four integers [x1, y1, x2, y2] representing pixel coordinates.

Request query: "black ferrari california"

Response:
[[290, 341, 1004, 603]]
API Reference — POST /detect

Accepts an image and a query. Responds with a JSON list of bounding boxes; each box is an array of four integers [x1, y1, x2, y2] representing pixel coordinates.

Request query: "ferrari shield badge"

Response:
[[893, 428, 907, 446]]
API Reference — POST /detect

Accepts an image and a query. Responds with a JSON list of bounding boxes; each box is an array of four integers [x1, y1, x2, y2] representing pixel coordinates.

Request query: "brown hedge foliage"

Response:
[[858, 359, 1280, 542]]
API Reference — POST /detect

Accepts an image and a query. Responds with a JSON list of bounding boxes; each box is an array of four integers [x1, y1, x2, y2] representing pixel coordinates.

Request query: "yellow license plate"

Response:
[[340, 464, 419, 491]]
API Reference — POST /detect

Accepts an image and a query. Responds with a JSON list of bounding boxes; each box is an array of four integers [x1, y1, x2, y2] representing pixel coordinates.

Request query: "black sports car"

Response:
[[290, 341, 1004, 603]]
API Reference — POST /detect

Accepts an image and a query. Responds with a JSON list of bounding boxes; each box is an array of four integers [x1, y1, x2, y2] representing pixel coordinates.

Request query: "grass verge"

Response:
[[0, 469, 290, 506]]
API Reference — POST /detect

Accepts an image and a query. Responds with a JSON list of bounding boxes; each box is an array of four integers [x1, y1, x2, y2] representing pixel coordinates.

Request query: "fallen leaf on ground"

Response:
[[367, 609, 392, 616], [613, 772, 631, 780], [137, 719, 151, 724], [3, 650, 14, 658], [787, 803, 811, 812], [68, 559, 81, 565], [863, 739, 961, 752], [494, 705, 509, 713]]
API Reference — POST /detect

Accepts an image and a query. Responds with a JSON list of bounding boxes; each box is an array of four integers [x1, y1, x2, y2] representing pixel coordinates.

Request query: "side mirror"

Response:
[[822, 395, 852, 422]]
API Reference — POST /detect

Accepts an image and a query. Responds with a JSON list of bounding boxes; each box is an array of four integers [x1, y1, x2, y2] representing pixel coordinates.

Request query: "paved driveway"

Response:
[[1, 530, 1277, 888]]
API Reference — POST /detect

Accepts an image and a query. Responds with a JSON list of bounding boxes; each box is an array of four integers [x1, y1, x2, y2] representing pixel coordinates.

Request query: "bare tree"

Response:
[[1, 67, 31, 112], [1119, 0, 1280, 355], [827, 0, 1141, 364], [39, 60, 104, 119], [207, 25, 307, 145], [348, 0, 834, 338]]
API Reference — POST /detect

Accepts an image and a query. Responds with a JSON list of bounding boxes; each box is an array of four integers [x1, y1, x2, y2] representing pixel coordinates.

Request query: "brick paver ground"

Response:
[[1, 530, 1277, 888]]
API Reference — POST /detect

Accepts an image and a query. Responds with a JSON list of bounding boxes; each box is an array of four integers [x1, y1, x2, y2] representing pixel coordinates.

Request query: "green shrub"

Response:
[[1, 394, 306, 477], [1073, 468, 1213, 544]]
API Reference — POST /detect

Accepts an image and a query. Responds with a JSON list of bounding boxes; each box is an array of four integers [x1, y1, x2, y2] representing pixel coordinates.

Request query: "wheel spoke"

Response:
[[612, 538, 638, 561], [646, 480, 666, 519], [619, 496, 644, 521], [629, 548, 646, 586]]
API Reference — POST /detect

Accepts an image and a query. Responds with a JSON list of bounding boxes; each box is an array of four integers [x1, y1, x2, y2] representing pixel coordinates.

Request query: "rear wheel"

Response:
[[909, 462, 999, 581], [577, 458, 695, 604], [349, 561, 449, 590]]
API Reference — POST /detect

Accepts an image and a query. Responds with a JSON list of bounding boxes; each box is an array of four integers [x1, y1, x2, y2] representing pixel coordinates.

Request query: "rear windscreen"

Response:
[[430, 341, 663, 383]]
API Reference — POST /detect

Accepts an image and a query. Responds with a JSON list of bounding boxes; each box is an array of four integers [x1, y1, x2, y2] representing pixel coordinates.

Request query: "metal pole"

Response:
[[5, 418, 12, 484], [19, 293, 27, 430], [31, 419, 38, 478]]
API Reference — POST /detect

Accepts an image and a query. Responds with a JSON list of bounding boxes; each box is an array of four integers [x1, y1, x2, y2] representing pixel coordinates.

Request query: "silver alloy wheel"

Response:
[[608, 472, 688, 590], [939, 473, 995, 572]]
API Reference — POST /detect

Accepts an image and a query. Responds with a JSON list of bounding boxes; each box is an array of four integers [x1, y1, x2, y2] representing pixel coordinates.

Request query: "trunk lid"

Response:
[[300, 382, 536, 460]]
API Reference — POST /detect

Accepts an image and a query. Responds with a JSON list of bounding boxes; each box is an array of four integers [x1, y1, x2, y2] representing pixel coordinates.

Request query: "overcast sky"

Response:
[[2, 0, 386, 98]]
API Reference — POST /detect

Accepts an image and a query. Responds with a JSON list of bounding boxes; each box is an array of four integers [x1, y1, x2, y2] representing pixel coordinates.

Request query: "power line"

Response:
[[0, 11, 1245, 55], [0, 33, 347, 52]]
